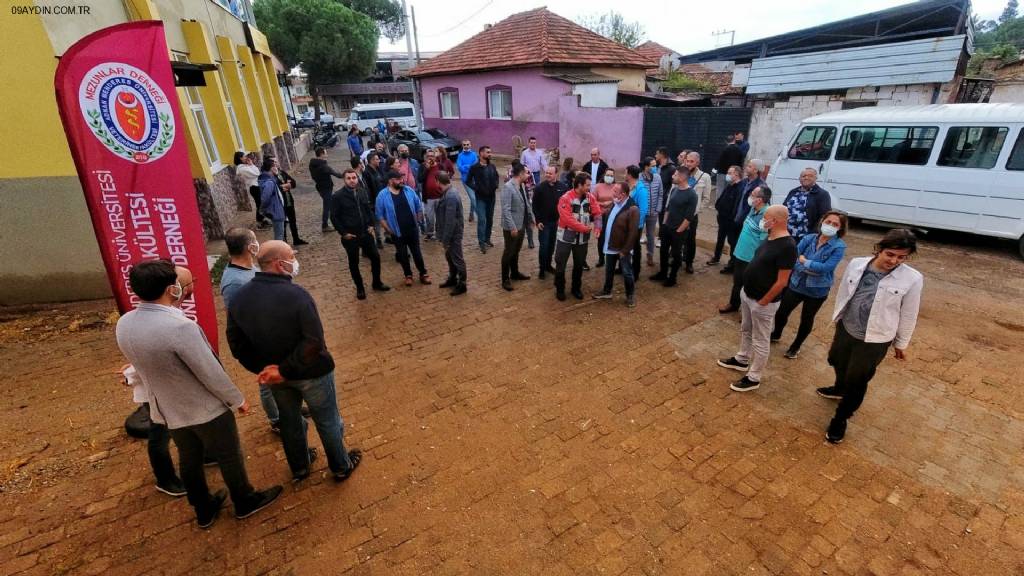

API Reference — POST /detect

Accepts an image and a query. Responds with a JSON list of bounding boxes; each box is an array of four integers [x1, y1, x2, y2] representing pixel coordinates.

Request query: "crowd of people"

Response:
[[118, 131, 924, 529]]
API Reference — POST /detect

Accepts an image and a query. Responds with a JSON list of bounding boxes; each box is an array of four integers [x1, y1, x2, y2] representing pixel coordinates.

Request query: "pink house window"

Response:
[[486, 85, 512, 120], [438, 88, 460, 119]]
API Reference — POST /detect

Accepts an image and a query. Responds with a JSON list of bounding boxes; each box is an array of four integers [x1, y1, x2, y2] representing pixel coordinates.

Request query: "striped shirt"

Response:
[[556, 192, 597, 245]]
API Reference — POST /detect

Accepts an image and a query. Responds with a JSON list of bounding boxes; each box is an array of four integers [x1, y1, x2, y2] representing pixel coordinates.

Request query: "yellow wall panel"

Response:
[[238, 47, 273, 144], [216, 37, 259, 151], [181, 21, 239, 163]]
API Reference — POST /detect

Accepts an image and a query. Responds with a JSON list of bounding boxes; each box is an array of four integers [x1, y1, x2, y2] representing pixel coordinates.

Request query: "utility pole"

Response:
[[411, 5, 421, 63], [402, 0, 423, 130], [712, 29, 735, 48]]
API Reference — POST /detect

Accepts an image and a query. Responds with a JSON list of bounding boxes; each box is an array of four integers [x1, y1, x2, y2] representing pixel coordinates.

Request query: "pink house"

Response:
[[410, 8, 652, 168]]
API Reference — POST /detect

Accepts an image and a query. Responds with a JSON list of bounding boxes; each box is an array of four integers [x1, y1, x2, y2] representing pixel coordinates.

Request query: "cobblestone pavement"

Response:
[[3, 147, 1024, 575]]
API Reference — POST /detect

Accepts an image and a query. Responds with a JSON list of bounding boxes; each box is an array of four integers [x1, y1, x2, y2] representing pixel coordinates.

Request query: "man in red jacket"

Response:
[[417, 148, 445, 240], [552, 172, 603, 301]]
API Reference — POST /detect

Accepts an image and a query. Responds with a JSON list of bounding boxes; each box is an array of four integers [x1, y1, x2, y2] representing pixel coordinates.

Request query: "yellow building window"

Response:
[[218, 68, 244, 147], [174, 54, 220, 169]]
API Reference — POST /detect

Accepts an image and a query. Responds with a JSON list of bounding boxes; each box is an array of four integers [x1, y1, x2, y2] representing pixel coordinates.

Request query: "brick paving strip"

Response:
[[2, 147, 1024, 575]]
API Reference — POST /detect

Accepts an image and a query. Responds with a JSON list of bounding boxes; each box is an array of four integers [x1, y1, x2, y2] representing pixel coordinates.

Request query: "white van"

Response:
[[767, 104, 1024, 257], [344, 102, 417, 135]]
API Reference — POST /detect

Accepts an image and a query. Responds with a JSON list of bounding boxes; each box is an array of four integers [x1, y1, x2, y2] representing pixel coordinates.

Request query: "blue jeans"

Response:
[[538, 220, 557, 272], [272, 219, 286, 241], [475, 196, 496, 248], [463, 184, 477, 218], [271, 371, 354, 475], [602, 252, 635, 296], [259, 383, 279, 424]]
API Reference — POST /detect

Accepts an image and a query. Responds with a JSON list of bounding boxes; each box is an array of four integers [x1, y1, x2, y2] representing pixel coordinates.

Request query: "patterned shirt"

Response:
[[557, 192, 597, 245], [785, 189, 811, 237]]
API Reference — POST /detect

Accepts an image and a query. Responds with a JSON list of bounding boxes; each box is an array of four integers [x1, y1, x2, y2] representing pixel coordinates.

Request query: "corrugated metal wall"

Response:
[[746, 35, 966, 95]]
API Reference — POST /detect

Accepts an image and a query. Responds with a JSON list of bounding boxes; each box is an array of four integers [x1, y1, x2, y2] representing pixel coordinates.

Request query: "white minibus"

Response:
[[344, 102, 417, 135], [767, 104, 1024, 257]]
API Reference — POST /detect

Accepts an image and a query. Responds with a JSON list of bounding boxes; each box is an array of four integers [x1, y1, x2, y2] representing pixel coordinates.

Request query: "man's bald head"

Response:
[[764, 205, 790, 234], [257, 240, 294, 272], [173, 266, 194, 306]]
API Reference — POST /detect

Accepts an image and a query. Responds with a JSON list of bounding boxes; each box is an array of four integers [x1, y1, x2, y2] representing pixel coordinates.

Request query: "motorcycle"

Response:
[[313, 125, 339, 148]]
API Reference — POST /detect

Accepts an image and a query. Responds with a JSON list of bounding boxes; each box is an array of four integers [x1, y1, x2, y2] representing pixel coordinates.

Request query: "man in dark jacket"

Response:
[[308, 147, 343, 232], [710, 165, 743, 265], [532, 165, 566, 279], [227, 241, 362, 483], [363, 152, 387, 249], [331, 170, 390, 300], [714, 135, 746, 207], [782, 168, 832, 239], [435, 172, 467, 296], [465, 145, 500, 253], [593, 182, 640, 308], [725, 159, 766, 273], [579, 148, 609, 187], [271, 158, 307, 246], [652, 166, 698, 287], [655, 147, 676, 215]]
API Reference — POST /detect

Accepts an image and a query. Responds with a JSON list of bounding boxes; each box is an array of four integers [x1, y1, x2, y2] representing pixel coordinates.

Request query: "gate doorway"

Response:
[[641, 107, 753, 172]]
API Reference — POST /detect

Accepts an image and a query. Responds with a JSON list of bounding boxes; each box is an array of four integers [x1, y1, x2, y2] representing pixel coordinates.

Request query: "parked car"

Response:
[[388, 129, 460, 161], [293, 114, 315, 129]]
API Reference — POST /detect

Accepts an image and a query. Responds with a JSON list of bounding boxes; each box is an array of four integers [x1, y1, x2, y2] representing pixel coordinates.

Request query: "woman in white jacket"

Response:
[[823, 229, 923, 444]]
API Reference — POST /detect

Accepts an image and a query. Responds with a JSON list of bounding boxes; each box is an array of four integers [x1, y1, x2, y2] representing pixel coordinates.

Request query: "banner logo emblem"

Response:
[[79, 63, 174, 163]]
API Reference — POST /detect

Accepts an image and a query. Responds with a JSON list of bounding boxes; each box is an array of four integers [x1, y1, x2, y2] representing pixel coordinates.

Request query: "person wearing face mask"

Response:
[[456, 139, 478, 223], [376, 170, 431, 286], [718, 204, 796, 392], [394, 144, 420, 195], [227, 241, 363, 483], [652, 166, 698, 287], [625, 165, 649, 277], [720, 186, 771, 313], [118, 259, 282, 528], [332, 169, 391, 300], [593, 182, 640, 307], [258, 158, 287, 241], [725, 159, 766, 274], [553, 172, 603, 301], [592, 169, 617, 268], [640, 157, 663, 268], [709, 165, 743, 266], [220, 227, 260, 309], [822, 229, 922, 444], [771, 211, 848, 359]]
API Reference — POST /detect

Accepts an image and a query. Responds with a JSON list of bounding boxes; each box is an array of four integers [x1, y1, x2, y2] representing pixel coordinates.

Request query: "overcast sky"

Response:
[[379, 0, 1008, 55]]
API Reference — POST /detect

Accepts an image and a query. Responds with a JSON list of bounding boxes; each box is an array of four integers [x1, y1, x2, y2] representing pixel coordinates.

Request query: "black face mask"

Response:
[[390, 182, 402, 191], [400, 152, 409, 159]]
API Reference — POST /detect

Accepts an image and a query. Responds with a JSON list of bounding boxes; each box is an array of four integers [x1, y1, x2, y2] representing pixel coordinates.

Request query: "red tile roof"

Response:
[[410, 8, 651, 78]]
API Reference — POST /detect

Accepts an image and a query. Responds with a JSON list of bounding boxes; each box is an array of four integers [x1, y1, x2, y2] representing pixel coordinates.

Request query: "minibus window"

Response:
[[938, 126, 1009, 169], [788, 126, 836, 160], [836, 126, 937, 165], [1007, 131, 1024, 171]]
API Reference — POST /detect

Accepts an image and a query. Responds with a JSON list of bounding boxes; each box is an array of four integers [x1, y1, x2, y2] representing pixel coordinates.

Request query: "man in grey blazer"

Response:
[[500, 162, 535, 291], [434, 171, 467, 296], [116, 259, 282, 529]]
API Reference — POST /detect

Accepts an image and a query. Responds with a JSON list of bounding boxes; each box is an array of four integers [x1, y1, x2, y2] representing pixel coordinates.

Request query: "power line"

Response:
[[418, 0, 495, 38]]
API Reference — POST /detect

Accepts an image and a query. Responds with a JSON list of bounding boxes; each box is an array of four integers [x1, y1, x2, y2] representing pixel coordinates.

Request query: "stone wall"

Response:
[[747, 82, 958, 166], [194, 177, 224, 242]]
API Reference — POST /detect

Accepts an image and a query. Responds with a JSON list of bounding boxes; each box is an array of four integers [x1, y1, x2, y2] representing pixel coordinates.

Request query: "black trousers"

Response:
[[714, 215, 732, 260], [771, 288, 827, 352], [284, 205, 302, 243], [168, 410, 257, 517], [630, 231, 643, 276], [501, 229, 525, 281], [682, 215, 699, 266], [726, 223, 741, 266], [554, 241, 587, 294], [728, 259, 749, 309], [596, 215, 612, 266], [394, 230, 427, 277], [444, 235, 466, 282], [828, 323, 892, 421], [658, 226, 684, 279], [249, 186, 266, 224], [147, 408, 179, 485], [341, 234, 382, 289]]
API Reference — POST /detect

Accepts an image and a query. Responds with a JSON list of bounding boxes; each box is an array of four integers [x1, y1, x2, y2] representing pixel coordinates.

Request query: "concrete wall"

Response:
[[557, 96, 643, 171], [572, 83, 618, 108], [590, 67, 647, 92], [747, 82, 957, 166]]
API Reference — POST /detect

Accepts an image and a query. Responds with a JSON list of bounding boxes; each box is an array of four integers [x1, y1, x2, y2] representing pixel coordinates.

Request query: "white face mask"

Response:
[[747, 196, 755, 207], [820, 224, 839, 237], [603, 175, 614, 185], [759, 218, 771, 231], [725, 174, 734, 183], [283, 258, 299, 277], [169, 281, 183, 301]]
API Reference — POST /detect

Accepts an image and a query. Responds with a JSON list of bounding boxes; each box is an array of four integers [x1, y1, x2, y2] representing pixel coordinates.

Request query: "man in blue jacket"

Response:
[[258, 158, 286, 241], [625, 165, 649, 276], [376, 169, 431, 286], [455, 139, 478, 223]]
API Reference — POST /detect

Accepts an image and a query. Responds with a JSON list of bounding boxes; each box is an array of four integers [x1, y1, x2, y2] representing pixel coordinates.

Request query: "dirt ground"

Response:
[[2, 147, 1024, 576]]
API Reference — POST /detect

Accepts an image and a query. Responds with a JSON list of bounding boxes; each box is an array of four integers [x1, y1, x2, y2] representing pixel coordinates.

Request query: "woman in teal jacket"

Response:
[[771, 210, 848, 358]]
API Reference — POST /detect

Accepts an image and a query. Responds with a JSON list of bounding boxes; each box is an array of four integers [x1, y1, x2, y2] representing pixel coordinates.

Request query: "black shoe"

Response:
[[556, 291, 566, 301], [717, 357, 750, 372], [511, 273, 530, 281], [538, 271, 546, 280], [439, 278, 458, 288], [486, 241, 495, 247], [356, 288, 367, 300], [480, 245, 488, 254], [816, 386, 843, 400], [203, 457, 218, 467], [451, 283, 467, 296], [294, 239, 309, 246], [300, 405, 311, 417], [730, 376, 761, 392], [770, 335, 781, 343], [333, 450, 363, 483], [545, 266, 556, 273], [155, 479, 187, 497], [372, 283, 391, 292], [502, 281, 514, 291], [269, 422, 281, 435], [595, 262, 604, 269], [662, 278, 677, 287], [720, 267, 733, 275], [784, 348, 800, 359], [572, 290, 584, 300], [707, 258, 721, 265], [649, 273, 666, 282], [583, 264, 591, 271], [826, 418, 846, 444], [685, 265, 694, 274], [197, 489, 228, 529], [718, 305, 739, 314], [376, 241, 384, 250], [235, 485, 283, 519], [292, 447, 318, 482]]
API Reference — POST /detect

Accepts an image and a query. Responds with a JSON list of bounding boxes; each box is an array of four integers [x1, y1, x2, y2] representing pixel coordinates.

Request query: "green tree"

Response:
[[338, 0, 405, 41], [254, 0, 378, 119], [1000, 0, 1018, 24], [576, 11, 645, 48]]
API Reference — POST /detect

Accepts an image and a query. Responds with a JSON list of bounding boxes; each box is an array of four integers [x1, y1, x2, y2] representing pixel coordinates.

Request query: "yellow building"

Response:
[[0, 0, 296, 304]]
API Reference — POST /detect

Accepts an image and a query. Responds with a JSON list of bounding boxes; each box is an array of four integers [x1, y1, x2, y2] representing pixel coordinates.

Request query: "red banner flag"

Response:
[[54, 21, 219, 350]]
